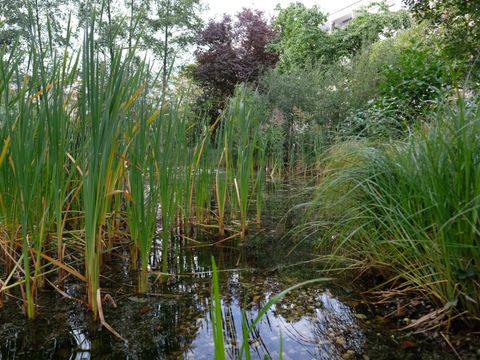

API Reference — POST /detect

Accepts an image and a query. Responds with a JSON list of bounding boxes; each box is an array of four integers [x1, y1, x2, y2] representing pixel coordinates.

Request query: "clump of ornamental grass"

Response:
[[304, 96, 480, 323]]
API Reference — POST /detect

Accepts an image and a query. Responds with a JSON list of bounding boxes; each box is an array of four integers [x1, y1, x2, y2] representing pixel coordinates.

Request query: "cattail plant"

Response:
[[126, 89, 160, 293], [79, 17, 149, 316]]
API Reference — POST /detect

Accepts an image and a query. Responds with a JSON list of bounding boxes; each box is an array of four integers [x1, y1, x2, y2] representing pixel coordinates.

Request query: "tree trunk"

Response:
[[106, 0, 114, 62], [162, 0, 170, 92], [129, 0, 134, 50]]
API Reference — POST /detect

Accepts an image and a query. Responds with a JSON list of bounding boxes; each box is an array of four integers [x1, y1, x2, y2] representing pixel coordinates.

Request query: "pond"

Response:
[[0, 183, 458, 359]]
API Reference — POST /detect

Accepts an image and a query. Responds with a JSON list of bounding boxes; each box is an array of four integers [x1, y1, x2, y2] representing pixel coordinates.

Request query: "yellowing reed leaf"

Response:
[[105, 190, 125, 197], [147, 109, 161, 125], [66, 152, 83, 176], [40, 253, 86, 282], [30, 82, 54, 100], [0, 135, 11, 167], [124, 190, 134, 203], [123, 82, 146, 111]]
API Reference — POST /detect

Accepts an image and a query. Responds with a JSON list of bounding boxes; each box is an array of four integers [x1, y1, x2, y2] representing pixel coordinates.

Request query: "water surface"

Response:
[[0, 182, 457, 359]]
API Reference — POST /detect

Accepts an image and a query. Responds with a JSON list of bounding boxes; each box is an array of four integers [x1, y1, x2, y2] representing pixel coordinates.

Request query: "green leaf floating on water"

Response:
[[128, 296, 148, 303]]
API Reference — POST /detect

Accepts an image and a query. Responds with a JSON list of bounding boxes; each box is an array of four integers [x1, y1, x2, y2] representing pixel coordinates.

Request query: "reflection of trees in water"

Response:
[[105, 241, 365, 359], [310, 291, 365, 360], [262, 288, 365, 359], [80, 242, 209, 359], [212, 300, 279, 359], [0, 301, 86, 359], [68, 311, 92, 360], [103, 282, 206, 358], [1, 229, 365, 359], [210, 276, 366, 360]]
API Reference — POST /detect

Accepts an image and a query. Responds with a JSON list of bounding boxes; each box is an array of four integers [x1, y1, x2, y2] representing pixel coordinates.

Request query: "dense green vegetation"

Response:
[[303, 99, 480, 316], [223, 0, 478, 329], [0, 14, 270, 320], [0, 0, 479, 354], [251, 0, 479, 329]]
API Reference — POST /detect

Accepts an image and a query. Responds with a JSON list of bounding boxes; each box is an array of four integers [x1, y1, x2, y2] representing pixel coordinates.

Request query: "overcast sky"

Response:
[[204, 0, 360, 19]]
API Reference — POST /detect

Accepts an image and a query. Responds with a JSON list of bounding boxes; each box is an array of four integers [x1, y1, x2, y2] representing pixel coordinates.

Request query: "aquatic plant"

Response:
[[0, 10, 270, 322], [215, 150, 228, 237], [126, 92, 159, 293], [210, 257, 226, 360], [226, 89, 257, 241], [254, 140, 266, 226], [80, 15, 154, 316]]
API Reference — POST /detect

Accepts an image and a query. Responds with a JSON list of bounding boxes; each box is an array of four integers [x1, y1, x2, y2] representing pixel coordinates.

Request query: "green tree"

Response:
[[271, 2, 409, 71], [332, 2, 411, 58], [193, 9, 277, 123], [77, 0, 152, 62], [148, 0, 204, 90], [405, 0, 480, 74], [0, 0, 69, 52], [270, 2, 330, 71]]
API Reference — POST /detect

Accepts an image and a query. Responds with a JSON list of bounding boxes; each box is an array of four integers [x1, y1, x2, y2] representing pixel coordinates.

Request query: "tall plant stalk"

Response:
[[80, 17, 147, 316], [126, 101, 159, 293]]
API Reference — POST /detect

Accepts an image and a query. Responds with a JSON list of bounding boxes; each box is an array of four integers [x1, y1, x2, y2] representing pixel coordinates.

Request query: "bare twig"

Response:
[[440, 332, 462, 360], [96, 288, 125, 342]]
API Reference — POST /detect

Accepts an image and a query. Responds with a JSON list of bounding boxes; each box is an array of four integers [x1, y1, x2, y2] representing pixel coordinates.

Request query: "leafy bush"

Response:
[[340, 29, 458, 139], [379, 43, 454, 118], [405, 0, 480, 77], [259, 41, 396, 143]]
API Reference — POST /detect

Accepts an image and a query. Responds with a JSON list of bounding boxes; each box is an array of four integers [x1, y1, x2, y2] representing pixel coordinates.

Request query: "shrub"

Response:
[[340, 29, 458, 139]]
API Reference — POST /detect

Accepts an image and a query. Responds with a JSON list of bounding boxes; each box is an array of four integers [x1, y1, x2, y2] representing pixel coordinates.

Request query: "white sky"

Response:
[[204, 0, 359, 19]]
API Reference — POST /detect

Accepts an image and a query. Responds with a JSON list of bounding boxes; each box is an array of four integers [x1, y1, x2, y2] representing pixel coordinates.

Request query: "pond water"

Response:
[[0, 183, 458, 359]]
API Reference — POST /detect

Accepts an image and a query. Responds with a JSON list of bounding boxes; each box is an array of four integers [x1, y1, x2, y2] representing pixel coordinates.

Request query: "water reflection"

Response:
[[187, 271, 365, 360], [1, 183, 365, 359], [1, 244, 367, 358], [70, 326, 91, 360]]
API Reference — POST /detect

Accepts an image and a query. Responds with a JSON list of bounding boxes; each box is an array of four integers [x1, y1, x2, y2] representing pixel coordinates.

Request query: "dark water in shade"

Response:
[[0, 183, 462, 359]]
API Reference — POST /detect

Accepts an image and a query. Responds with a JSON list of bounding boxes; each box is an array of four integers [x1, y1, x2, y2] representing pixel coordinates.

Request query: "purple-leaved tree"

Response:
[[193, 9, 278, 119]]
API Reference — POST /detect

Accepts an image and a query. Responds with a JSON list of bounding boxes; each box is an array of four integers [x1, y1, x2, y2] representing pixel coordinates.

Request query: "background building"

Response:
[[324, 0, 405, 30]]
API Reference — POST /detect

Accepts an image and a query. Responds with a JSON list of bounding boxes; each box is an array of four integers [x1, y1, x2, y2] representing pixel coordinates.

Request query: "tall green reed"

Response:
[[210, 257, 226, 360], [79, 17, 149, 316], [126, 90, 159, 293], [9, 62, 47, 319], [215, 149, 228, 237], [254, 140, 266, 226], [0, 20, 81, 317], [0, 40, 21, 275], [153, 100, 186, 277], [194, 137, 212, 225], [43, 22, 80, 287], [0, 8, 274, 323], [225, 90, 257, 241]]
